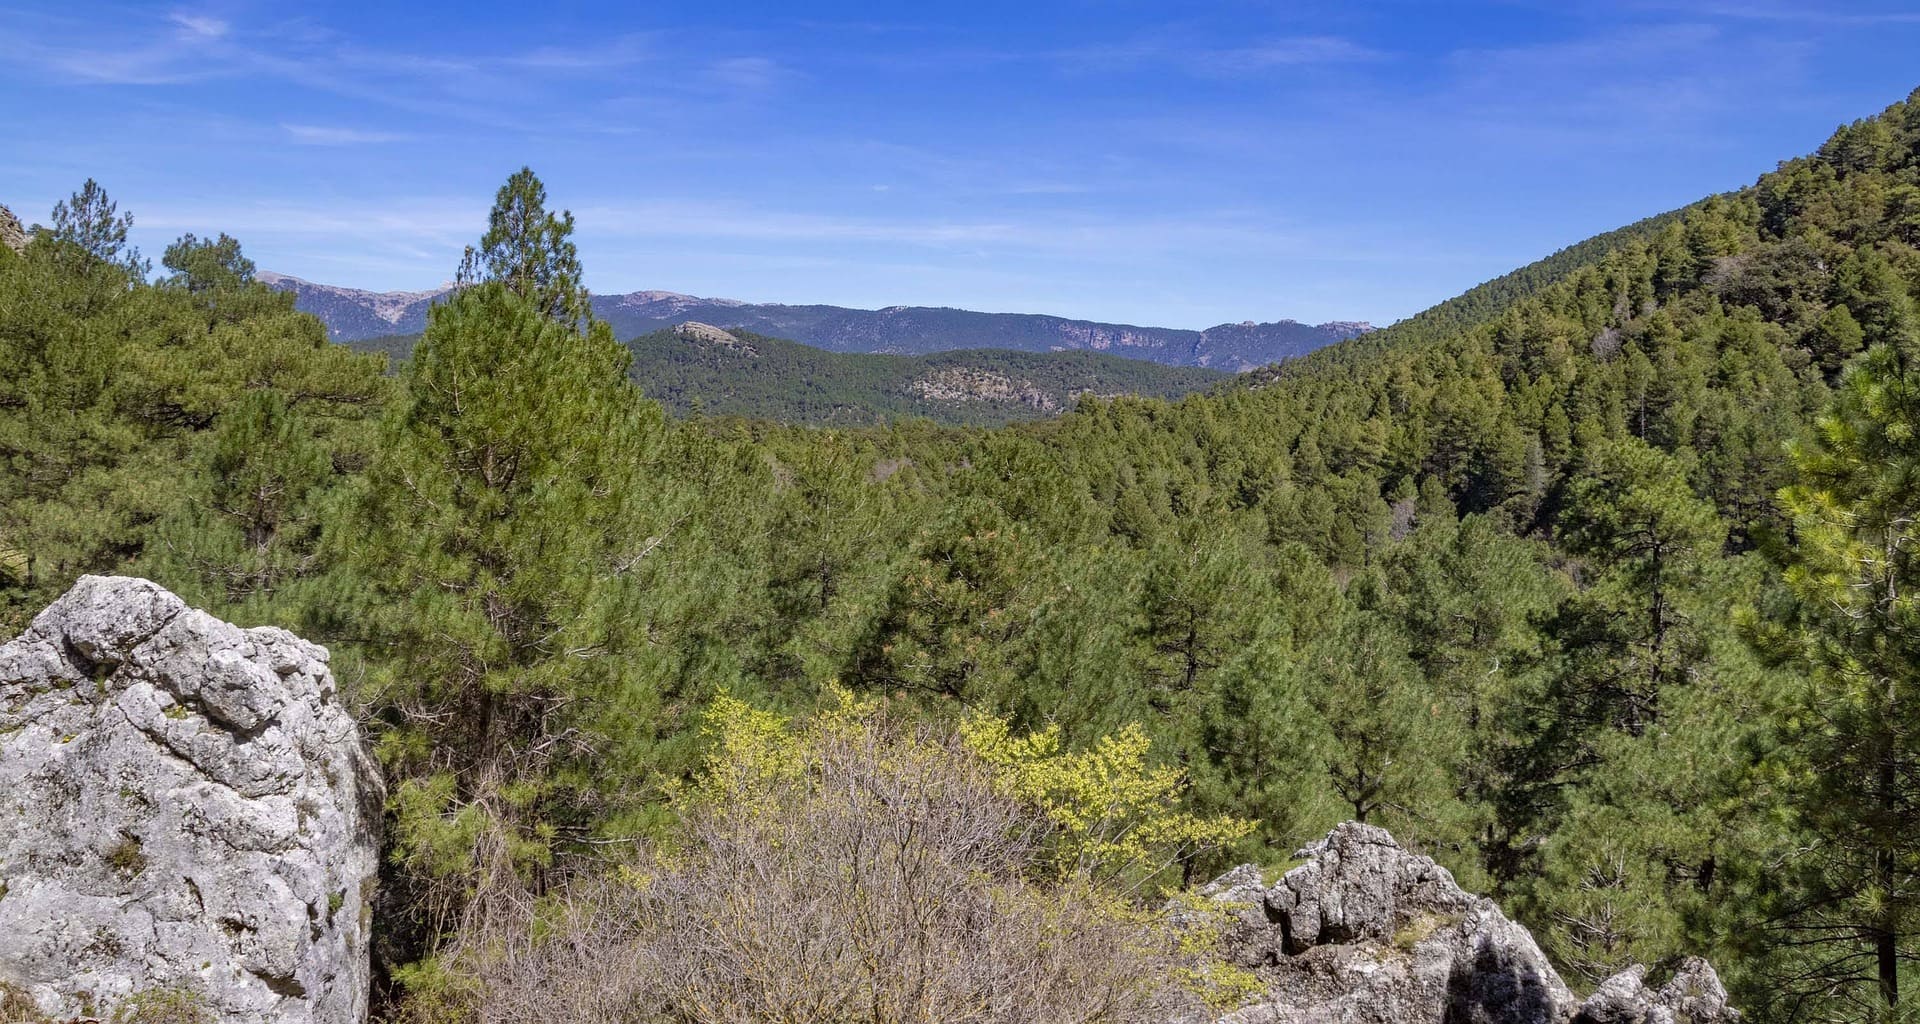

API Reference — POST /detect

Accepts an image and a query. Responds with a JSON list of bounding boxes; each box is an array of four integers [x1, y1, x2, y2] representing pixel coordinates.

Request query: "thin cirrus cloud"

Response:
[[167, 11, 229, 38], [8, 1, 1919, 325], [704, 56, 789, 91], [1213, 36, 1385, 69], [1049, 34, 1383, 75], [136, 194, 1368, 266], [281, 123, 411, 146]]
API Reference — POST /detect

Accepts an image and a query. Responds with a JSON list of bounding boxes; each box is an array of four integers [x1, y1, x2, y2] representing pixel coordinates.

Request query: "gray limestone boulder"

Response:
[[1573, 958, 1739, 1024], [1193, 823, 1737, 1024], [0, 576, 381, 1023]]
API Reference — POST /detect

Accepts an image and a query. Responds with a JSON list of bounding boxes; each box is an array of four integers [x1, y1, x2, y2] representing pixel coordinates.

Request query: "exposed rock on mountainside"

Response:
[[0, 205, 26, 255], [0, 577, 381, 1024], [907, 366, 1060, 412], [257, 271, 449, 343], [263, 270, 1371, 370], [673, 320, 757, 354], [1194, 823, 1738, 1024]]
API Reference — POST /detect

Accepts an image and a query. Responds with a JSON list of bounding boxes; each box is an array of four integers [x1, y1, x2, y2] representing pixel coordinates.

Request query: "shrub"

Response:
[[421, 692, 1246, 1023]]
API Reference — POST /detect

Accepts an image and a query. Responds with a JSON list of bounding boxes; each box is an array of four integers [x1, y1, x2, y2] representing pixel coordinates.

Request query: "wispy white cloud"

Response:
[[137, 198, 479, 241], [1435, 21, 1816, 145], [280, 123, 410, 146], [1, 9, 788, 136], [1205, 36, 1385, 71], [135, 191, 1378, 264], [1616, 0, 1920, 25], [705, 56, 787, 91], [1013, 33, 1386, 76], [509, 33, 653, 72], [167, 11, 228, 38]]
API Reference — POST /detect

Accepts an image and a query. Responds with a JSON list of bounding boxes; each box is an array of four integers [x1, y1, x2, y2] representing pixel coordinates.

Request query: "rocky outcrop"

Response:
[[0, 577, 381, 1023], [673, 320, 758, 355], [1194, 823, 1737, 1024], [908, 366, 1060, 411], [0, 204, 25, 255], [1572, 959, 1737, 1024]]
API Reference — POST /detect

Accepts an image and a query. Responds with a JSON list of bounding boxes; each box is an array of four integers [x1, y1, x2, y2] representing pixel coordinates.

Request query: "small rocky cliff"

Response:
[[1191, 823, 1738, 1024], [0, 577, 381, 1023], [0, 204, 26, 255]]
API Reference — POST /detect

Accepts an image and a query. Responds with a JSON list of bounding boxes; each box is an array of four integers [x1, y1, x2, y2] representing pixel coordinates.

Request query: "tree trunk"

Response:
[[1877, 755, 1899, 1010], [1876, 914, 1897, 1011]]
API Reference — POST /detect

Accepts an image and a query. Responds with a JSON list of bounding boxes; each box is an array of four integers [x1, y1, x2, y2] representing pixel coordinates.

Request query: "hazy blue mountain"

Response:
[[262, 272, 1371, 371]]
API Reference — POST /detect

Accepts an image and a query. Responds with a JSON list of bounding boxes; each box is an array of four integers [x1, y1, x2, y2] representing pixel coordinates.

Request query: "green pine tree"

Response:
[[455, 166, 590, 328], [1744, 339, 1920, 1020]]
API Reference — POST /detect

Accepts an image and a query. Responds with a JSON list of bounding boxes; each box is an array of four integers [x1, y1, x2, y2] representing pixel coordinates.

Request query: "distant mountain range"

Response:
[[259, 271, 1372, 372]]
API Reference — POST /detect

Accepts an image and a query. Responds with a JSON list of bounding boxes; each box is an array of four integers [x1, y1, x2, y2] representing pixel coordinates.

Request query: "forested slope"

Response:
[[4, 89, 1920, 1023], [626, 324, 1225, 425], [346, 324, 1225, 426]]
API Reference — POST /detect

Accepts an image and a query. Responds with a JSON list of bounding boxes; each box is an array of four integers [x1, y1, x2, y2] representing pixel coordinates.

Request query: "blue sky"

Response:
[[3, 2, 1919, 328]]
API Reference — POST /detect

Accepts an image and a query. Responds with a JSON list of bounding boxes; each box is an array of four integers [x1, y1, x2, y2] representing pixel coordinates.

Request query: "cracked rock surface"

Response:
[[1192, 823, 1739, 1024], [0, 576, 381, 1023]]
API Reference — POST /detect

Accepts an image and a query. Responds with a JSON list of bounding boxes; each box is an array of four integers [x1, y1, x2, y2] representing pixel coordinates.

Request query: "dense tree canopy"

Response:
[[6, 90, 1920, 1022]]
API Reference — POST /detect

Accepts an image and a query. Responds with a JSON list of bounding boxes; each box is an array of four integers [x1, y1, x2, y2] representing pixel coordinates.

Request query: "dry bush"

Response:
[[0, 984, 45, 1024], [445, 704, 1210, 1024]]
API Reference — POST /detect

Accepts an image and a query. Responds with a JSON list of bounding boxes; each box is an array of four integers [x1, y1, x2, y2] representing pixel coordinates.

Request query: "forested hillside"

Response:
[[5, 90, 1920, 1023], [627, 323, 1225, 425], [343, 322, 1224, 426]]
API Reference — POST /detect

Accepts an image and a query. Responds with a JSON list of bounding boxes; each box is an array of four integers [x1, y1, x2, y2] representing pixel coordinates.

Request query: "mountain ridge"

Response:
[[260, 270, 1372, 371]]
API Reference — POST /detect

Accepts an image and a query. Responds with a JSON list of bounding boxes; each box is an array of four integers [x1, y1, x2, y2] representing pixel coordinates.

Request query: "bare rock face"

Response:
[[1572, 959, 1737, 1024], [0, 204, 25, 255], [1195, 823, 1738, 1024], [907, 366, 1060, 411], [0, 576, 381, 1023], [672, 320, 758, 354]]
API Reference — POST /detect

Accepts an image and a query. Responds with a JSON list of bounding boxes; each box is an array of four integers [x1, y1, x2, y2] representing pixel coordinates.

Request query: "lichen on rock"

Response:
[[0, 576, 381, 1023]]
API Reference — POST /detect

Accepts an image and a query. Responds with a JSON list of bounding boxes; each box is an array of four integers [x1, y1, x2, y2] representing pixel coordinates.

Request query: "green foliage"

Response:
[[49, 178, 148, 278], [161, 232, 253, 294], [454, 166, 588, 328], [7, 90, 1920, 1024], [1735, 339, 1920, 1018], [357, 325, 1227, 426], [628, 325, 1227, 426], [334, 277, 679, 957], [0, 212, 383, 630], [961, 712, 1251, 888]]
